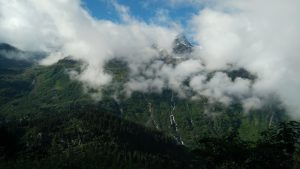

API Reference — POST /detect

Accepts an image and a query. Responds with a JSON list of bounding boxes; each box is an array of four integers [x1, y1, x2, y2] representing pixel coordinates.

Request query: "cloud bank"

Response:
[[190, 0, 300, 117], [0, 0, 300, 118], [0, 0, 178, 88]]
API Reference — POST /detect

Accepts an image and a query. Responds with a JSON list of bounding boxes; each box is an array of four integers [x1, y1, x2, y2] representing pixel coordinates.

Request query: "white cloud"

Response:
[[1, 0, 300, 118], [166, 0, 211, 7], [191, 0, 300, 117], [0, 0, 178, 91]]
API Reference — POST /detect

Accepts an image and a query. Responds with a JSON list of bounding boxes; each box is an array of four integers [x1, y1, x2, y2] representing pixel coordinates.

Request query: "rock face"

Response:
[[172, 34, 193, 55], [158, 34, 193, 64]]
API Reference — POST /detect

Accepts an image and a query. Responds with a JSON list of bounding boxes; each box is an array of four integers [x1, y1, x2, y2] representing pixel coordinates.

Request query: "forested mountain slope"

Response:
[[0, 43, 288, 147], [1, 43, 298, 169]]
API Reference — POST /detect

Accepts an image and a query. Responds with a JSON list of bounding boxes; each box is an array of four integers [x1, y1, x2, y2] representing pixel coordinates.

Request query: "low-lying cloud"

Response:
[[0, 0, 300, 118], [190, 0, 300, 117]]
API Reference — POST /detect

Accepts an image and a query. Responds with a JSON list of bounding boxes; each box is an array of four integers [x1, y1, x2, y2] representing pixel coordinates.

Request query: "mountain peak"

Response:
[[172, 34, 193, 54]]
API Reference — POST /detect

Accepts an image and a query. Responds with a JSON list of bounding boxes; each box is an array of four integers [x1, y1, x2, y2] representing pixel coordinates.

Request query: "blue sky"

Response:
[[81, 0, 202, 26]]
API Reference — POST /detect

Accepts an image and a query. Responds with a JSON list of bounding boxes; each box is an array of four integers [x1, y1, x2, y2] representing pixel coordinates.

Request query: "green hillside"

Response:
[[0, 44, 298, 169], [0, 44, 288, 145]]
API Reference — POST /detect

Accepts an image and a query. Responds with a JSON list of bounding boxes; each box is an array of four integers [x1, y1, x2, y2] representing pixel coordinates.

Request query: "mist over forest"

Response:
[[0, 0, 300, 168]]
